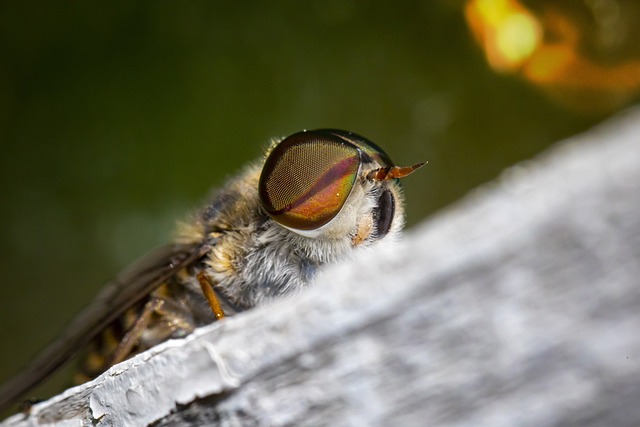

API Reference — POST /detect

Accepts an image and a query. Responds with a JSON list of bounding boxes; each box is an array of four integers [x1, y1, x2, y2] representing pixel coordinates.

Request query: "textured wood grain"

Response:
[[2, 108, 640, 427]]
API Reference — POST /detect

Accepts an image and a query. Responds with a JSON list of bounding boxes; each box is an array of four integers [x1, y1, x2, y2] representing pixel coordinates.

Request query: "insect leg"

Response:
[[109, 297, 164, 366], [197, 272, 226, 320]]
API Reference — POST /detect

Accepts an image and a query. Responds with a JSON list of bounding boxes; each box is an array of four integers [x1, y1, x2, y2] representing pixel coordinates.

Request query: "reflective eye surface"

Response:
[[259, 130, 363, 231]]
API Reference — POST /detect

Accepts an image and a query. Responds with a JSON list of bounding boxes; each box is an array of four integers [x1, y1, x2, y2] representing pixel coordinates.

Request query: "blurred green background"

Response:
[[1, 0, 637, 407]]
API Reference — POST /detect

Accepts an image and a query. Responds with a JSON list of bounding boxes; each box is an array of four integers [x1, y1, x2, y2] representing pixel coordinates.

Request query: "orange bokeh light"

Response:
[[465, 0, 640, 114]]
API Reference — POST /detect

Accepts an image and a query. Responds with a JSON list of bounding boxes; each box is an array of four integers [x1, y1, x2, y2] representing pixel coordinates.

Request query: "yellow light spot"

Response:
[[465, 0, 542, 72], [495, 12, 541, 67]]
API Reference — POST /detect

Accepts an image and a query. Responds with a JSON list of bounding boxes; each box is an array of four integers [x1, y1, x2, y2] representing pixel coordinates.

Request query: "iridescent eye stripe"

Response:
[[271, 154, 359, 228]]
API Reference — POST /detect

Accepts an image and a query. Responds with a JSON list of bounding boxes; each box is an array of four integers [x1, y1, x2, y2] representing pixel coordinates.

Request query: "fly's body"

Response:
[[0, 129, 424, 412]]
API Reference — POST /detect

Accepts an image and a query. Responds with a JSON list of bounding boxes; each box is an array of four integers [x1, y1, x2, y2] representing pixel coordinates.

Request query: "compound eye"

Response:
[[259, 130, 360, 231]]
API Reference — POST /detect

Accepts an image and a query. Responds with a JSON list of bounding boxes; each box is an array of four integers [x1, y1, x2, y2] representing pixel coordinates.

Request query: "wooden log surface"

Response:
[[2, 107, 640, 426]]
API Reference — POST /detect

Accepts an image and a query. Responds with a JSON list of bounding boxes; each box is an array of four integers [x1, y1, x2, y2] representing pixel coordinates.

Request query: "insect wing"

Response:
[[0, 242, 208, 412]]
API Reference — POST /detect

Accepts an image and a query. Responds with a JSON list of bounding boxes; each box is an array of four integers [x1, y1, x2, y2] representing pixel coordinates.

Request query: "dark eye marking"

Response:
[[373, 189, 395, 238]]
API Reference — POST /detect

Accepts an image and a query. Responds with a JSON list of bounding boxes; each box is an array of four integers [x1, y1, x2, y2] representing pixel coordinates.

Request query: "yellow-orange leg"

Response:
[[110, 298, 164, 366], [197, 272, 226, 320]]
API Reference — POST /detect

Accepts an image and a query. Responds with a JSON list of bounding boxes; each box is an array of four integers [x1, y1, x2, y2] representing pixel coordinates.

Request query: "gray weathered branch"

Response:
[[3, 108, 640, 427]]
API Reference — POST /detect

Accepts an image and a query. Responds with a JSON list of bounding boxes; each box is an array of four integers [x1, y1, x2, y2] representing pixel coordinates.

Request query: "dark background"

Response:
[[1, 0, 634, 405]]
